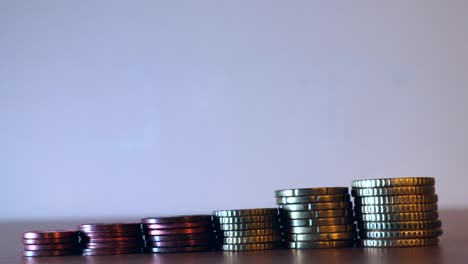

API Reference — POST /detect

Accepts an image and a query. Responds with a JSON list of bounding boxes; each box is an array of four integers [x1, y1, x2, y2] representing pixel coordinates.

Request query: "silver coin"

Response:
[[354, 195, 438, 205], [284, 240, 354, 249], [285, 232, 355, 241], [280, 209, 353, 219], [281, 217, 354, 227], [351, 186, 435, 197], [217, 222, 279, 231], [358, 220, 442, 231], [279, 202, 352, 211], [275, 187, 349, 197], [219, 242, 277, 251], [217, 229, 280, 237], [357, 237, 439, 247], [214, 215, 277, 224], [276, 194, 350, 204], [221, 235, 280, 244], [359, 229, 443, 239], [354, 203, 438, 214], [213, 208, 277, 217], [285, 225, 355, 234], [352, 177, 435, 188], [356, 212, 439, 222]]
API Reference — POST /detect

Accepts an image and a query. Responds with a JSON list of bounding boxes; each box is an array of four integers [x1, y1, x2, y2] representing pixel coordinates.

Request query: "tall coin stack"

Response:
[[141, 215, 214, 253], [23, 231, 80, 257], [212, 208, 281, 251], [79, 223, 143, 255], [352, 177, 443, 247], [275, 187, 356, 249]]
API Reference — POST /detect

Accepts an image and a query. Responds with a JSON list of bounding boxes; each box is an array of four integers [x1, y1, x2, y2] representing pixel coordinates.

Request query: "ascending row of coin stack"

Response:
[[79, 223, 143, 255], [141, 215, 214, 253], [352, 177, 443, 247], [23, 231, 80, 257], [275, 187, 356, 249], [212, 208, 281, 250]]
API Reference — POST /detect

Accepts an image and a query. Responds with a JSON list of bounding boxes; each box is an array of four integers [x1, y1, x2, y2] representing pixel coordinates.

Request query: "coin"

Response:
[[352, 186, 436, 197], [144, 246, 212, 253], [144, 227, 211, 236], [218, 229, 280, 237], [284, 240, 354, 249], [352, 177, 435, 188], [24, 244, 77, 251], [357, 238, 439, 247], [81, 248, 142, 256], [213, 208, 277, 217], [216, 222, 278, 231], [356, 212, 439, 222], [144, 233, 213, 242], [279, 209, 353, 219], [275, 187, 349, 197], [276, 194, 350, 204], [215, 215, 277, 224], [23, 249, 77, 257], [81, 236, 142, 243], [359, 229, 443, 239], [355, 203, 438, 214], [279, 202, 352, 211], [281, 217, 354, 227], [285, 232, 354, 241], [23, 238, 78, 245], [83, 242, 142, 249], [219, 242, 277, 251], [354, 195, 438, 205], [146, 239, 212, 247], [141, 215, 212, 224], [222, 235, 280, 244], [80, 231, 142, 238], [358, 220, 442, 230], [79, 223, 140, 232], [285, 225, 355, 234], [143, 221, 212, 230], [23, 231, 78, 239]]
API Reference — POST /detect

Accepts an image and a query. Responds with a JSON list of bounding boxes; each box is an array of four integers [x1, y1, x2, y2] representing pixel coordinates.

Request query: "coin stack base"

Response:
[[213, 208, 280, 251], [22, 231, 80, 257], [275, 187, 355, 249], [352, 177, 442, 247], [79, 223, 143, 255], [141, 215, 214, 253]]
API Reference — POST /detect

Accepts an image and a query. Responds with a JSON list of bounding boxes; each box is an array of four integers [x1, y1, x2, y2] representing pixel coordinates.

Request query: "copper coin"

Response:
[[23, 238, 78, 245], [23, 249, 77, 257], [23, 231, 78, 239], [83, 242, 142, 249], [143, 221, 212, 230], [144, 227, 212, 236], [141, 215, 212, 224], [144, 233, 213, 242], [146, 239, 212, 247], [82, 236, 142, 243], [143, 246, 212, 253], [79, 223, 140, 232], [24, 244, 77, 251], [80, 231, 142, 238], [81, 248, 142, 256]]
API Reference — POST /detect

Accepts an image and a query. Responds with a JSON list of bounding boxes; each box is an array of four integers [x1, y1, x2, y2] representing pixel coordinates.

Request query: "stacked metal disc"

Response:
[[352, 177, 443, 247], [141, 215, 214, 253], [78, 223, 143, 255], [212, 208, 281, 251], [275, 187, 356, 249], [23, 231, 80, 257]]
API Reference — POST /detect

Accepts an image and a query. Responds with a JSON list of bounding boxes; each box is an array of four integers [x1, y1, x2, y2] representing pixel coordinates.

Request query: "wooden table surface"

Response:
[[1, 209, 467, 264]]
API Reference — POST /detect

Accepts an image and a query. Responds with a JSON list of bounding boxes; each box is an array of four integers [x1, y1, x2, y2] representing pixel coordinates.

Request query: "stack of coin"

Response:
[[275, 187, 355, 249], [23, 231, 80, 257], [141, 215, 214, 253], [212, 208, 280, 251], [352, 177, 443, 247], [79, 223, 143, 255]]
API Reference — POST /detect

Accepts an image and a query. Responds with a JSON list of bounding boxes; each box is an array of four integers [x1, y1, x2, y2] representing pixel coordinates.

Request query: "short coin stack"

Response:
[[23, 231, 80, 257], [79, 223, 143, 255], [352, 177, 443, 247], [141, 215, 214, 253], [212, 208, 281, 251], [275, 187, 355, 249]]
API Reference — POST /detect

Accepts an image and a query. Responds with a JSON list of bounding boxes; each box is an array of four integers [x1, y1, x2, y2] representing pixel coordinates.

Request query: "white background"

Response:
[[1, 1, 467, 220]]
